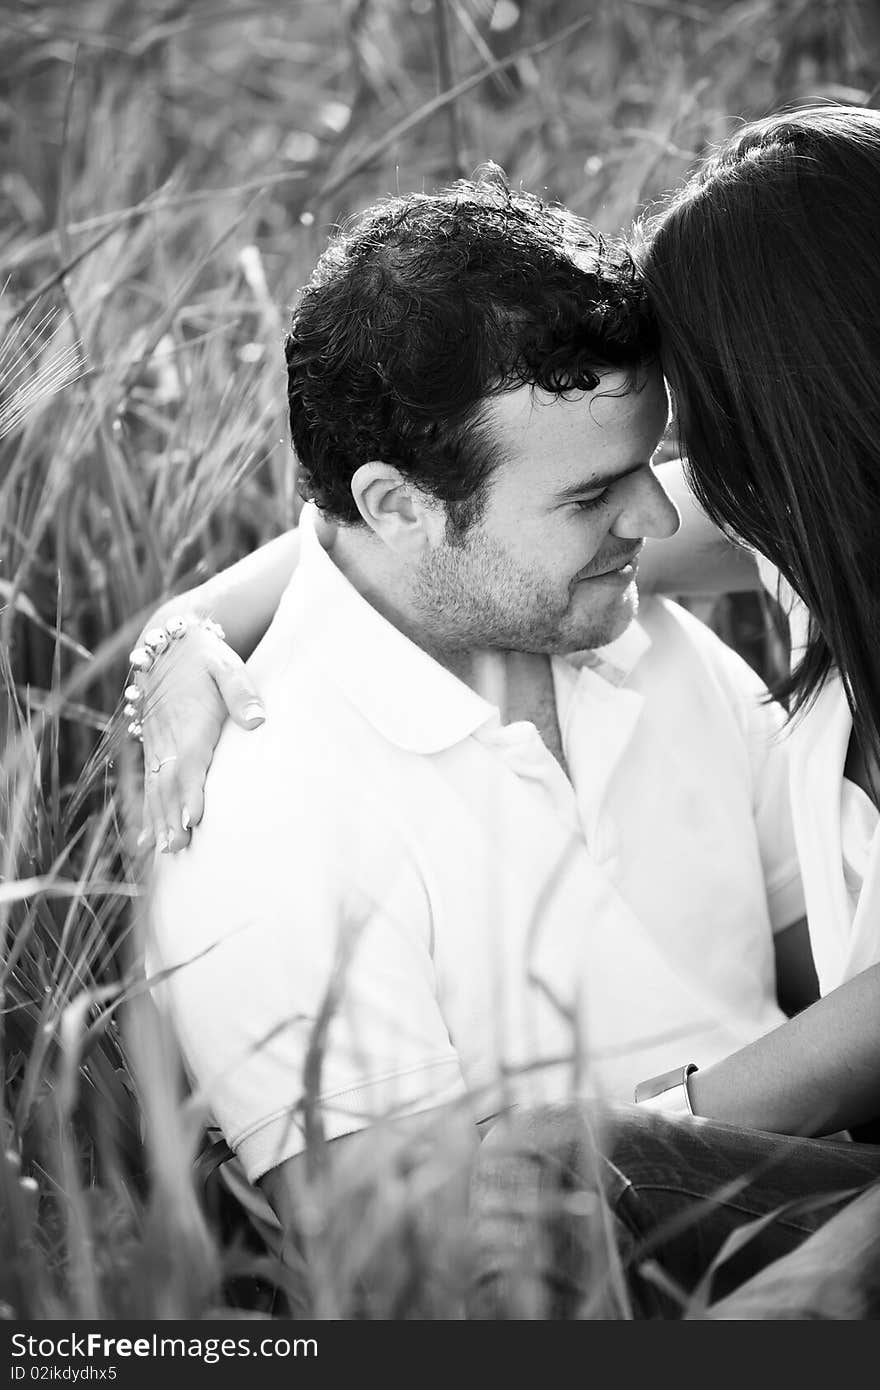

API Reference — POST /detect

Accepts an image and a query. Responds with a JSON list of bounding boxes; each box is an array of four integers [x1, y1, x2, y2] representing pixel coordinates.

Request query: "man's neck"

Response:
[[328, 529, 568, 771], [328, 528, 473, 674]]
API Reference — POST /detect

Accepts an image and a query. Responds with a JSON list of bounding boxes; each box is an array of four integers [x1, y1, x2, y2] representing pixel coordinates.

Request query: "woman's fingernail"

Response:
[[181, 808, 191, 831], [242, 702, 266, 727], [160, 830, 173, 853]]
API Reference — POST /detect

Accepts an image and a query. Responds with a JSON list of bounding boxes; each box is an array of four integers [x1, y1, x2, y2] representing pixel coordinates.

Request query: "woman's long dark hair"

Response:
[[638, 104, 880, 766]]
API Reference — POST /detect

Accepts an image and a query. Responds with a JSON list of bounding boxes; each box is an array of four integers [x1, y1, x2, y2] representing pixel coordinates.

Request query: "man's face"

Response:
[[414, 366, 679, 654]]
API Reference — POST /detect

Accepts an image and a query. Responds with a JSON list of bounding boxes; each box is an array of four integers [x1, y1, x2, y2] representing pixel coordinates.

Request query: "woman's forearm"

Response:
[[143, 528, 302, 660], [688, 962, 880, 1136]]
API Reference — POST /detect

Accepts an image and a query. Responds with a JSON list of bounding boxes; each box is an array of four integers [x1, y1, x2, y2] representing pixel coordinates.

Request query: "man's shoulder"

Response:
[[635, 596, 790, 760], [149, 660, 423, 967], [639, 594, 769, 696], [155, 631, 412, 903], [638, 592, 725, 651], [215, 648, 365, 794]]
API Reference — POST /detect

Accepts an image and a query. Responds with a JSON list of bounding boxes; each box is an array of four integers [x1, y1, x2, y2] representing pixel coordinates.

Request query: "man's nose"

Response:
[[610, 467, 681, 541]]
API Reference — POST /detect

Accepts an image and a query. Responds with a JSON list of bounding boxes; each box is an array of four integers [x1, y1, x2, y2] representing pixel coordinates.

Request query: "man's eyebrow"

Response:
[[555, 459, 648, 500]]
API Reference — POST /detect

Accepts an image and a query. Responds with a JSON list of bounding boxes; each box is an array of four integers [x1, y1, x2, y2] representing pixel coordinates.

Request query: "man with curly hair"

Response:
[[149, 178, 811, 1280]]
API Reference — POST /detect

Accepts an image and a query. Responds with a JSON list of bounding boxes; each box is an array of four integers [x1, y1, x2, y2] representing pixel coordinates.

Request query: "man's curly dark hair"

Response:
[[285, 174, 658, 531]]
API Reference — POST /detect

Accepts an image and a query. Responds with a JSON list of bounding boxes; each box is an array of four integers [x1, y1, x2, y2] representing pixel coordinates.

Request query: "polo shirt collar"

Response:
[[292, 504, 652, 754], [566, 615, 652, 686], [294, 504, 497, 754], [551, 607, 653, 837]]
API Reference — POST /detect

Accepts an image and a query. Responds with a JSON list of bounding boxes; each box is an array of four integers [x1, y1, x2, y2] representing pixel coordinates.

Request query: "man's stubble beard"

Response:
[[410, 528, 637, 657]]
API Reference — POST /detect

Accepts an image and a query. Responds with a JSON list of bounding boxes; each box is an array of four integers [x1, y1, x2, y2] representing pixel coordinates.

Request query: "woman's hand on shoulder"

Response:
[[131, 617, 266, 853]]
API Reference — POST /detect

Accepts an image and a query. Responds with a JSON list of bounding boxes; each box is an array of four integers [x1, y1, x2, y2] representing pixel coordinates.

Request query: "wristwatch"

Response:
[[634, 1063, 699, 1117]]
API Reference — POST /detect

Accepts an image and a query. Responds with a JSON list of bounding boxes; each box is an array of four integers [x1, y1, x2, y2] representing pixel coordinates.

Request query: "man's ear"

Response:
[[350, 462, 445, 554]]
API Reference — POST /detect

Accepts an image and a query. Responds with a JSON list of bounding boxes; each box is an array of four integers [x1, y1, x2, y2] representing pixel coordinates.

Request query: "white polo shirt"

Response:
[[754, 557, 880, 993], [149, 506, 804, 1183], [787, 679, 880, 993]]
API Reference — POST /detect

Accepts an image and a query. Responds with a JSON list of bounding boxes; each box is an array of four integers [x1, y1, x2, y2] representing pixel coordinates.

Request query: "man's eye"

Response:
[[573, 492, 609, 513]]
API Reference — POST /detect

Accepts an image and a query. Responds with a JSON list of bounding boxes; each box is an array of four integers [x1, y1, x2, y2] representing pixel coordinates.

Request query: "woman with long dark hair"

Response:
[[630, 104, 880, 1139]]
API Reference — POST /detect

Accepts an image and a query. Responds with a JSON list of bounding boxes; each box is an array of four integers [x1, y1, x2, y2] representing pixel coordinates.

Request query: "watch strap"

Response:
[[634, 1063, 699, 1116]]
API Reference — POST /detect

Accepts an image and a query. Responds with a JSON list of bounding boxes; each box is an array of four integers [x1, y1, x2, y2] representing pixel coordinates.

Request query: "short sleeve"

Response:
[[149, 793, 467, 1184]]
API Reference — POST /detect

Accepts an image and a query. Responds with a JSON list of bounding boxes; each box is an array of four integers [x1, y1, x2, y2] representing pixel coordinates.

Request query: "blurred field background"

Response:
[[2, 0, 880, 1321]]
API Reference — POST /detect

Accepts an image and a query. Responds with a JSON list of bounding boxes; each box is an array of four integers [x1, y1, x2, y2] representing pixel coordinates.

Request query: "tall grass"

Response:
[[2, 0, 879, 1320]]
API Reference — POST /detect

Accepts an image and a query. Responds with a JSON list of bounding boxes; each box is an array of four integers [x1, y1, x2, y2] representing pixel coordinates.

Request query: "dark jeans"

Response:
[[468, 1103, 880, 1319]]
